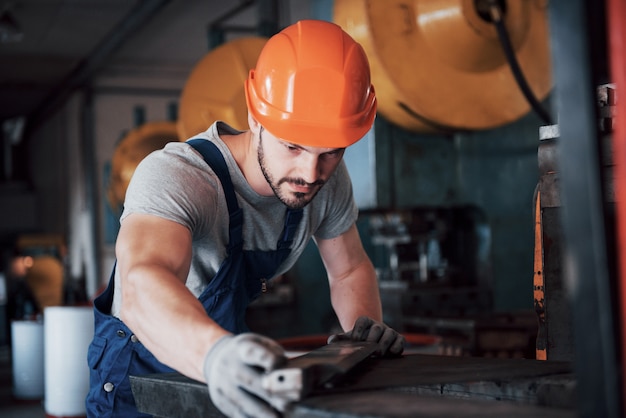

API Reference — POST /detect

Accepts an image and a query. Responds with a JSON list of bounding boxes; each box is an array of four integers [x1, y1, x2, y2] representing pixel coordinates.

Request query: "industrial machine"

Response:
[[533, 84, 618, 362], [334, 0, 552, 133], [177, 37, 267, 139], [366, 207, 538, 359], [329, 0, 553, 360], [107, 119, 181, 213], [108, 36, 268, 214], [367, 207, 492, 324]]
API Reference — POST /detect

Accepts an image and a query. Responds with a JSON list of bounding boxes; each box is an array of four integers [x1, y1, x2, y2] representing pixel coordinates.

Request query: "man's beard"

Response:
[[258, 132, 325, 209]]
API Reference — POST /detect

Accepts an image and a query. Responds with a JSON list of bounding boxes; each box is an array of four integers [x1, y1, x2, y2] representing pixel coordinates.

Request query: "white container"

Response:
[[11, 319, 45, 399], [44, 306, 94, 417]]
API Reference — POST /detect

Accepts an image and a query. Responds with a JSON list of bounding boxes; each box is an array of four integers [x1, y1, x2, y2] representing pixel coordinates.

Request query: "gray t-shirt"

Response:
[[110, 121, 358, 317]]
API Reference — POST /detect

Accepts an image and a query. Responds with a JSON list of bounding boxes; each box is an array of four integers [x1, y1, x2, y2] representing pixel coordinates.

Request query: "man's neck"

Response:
[[221, 130, 273, 196]]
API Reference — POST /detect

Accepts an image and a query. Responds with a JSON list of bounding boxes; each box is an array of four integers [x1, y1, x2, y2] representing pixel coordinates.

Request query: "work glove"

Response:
[[203, 333, 290, 418], [328, 316, 405, 357]]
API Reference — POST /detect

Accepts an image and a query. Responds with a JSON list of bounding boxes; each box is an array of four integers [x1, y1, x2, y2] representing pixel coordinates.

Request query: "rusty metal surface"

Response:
[[322, 354, 572, 397], [130, 372, 222, 418], [292, 391, 576, 418], [131, 354, 574, 417]]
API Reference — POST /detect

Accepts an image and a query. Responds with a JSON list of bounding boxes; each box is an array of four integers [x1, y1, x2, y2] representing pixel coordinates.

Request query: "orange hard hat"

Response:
[[244, 19, 376, 148]]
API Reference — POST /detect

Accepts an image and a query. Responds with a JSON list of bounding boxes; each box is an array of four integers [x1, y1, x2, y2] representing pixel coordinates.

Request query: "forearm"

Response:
[[329, 257, 382, 331], [119, 263, 229, 382]]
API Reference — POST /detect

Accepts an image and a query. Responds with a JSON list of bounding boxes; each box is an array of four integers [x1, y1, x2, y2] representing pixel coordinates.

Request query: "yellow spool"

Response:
[[177, 37, 268, 139], [334, 0, 552, 132], [25, 255, 64, 310], [108, 121, 180, 210]]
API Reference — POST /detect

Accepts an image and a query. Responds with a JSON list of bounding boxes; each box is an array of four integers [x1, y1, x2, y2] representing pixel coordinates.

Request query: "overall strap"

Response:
[[187, 138, 243, 251], [94, 260, 116, 314], [187, 138, 303, 251], [278, 208, 303, 250]]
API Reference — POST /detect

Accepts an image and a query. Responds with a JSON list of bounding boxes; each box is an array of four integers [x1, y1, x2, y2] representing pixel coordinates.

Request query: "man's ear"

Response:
[[248, 112, 260, 135]]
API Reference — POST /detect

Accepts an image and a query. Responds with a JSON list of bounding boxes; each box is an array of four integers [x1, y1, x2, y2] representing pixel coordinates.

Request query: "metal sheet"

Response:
[[322, 353, 572, 396], [292, 392, 575, 418], [130, 354, 574, 417]]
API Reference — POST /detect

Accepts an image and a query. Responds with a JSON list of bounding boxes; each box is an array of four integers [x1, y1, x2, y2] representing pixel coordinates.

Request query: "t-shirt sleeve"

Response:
[[120, 143, 219, 235], [313, 161, 359, 240]]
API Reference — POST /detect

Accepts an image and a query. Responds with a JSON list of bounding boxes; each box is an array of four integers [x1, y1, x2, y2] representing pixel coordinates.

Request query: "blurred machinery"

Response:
[[368, 207, 490, 289], [334, 0, 552, 132], [332, 0, 552, 359], [107, 118, 181, 213], [364, 207, 534, 358], [368, 207, 538, 358], [108, 37, 267, 212], [177, 37, 267, 139], [533, 84, 617, 362], [5, 234, 67, 321], [22, 255, 64, 312]]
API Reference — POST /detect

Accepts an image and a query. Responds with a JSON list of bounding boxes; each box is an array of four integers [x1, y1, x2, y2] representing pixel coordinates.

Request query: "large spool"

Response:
[[177, 37, 267, 139], [108, 121, 181, 211], [24, 255, 64, 310], [334, 0, 552, 132]]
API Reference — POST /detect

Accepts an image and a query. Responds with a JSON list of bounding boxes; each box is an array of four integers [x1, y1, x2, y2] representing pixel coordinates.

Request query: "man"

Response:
[[86, 19, 404, 418]]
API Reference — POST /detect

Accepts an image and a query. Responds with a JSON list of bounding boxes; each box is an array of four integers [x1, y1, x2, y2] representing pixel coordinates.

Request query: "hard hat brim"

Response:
[[244, 77, 377, 148]]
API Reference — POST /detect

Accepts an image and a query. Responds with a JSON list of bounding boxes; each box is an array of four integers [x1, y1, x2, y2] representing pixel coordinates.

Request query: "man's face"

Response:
[[257, 128, 345, 209]]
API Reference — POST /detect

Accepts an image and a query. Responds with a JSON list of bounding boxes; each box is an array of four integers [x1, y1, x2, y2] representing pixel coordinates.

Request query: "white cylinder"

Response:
[[11, 319, 45, 399], [44, 306, 94, 417]]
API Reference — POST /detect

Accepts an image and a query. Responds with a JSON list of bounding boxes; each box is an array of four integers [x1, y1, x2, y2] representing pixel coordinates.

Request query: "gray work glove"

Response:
[[327, 316, 405, 357], [203, 333, 289, 418]]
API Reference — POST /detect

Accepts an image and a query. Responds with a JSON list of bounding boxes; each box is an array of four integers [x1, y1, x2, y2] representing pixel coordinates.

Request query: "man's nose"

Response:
[[298, 154, 320, 184]]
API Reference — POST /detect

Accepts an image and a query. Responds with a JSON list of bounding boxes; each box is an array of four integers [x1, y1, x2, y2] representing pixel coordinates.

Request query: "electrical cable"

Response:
[[489, 2, 554, 125]]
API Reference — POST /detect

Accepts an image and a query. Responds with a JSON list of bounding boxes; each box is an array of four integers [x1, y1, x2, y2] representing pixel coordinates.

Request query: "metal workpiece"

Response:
[[262, 340, 379, 401]]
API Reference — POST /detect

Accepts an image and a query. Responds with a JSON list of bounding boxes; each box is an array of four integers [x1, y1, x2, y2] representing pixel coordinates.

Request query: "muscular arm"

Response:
[[116, 213, 230, 382], [316, 223, 382, 331]]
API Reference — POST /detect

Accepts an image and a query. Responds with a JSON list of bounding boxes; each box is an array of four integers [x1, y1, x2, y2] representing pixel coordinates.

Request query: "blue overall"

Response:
[[86, 139, 303, 417]]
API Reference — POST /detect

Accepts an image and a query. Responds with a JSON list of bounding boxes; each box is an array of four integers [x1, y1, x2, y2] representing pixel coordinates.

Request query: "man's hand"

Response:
[[203, 333, 290, 417], [327, 316, 405, 357]]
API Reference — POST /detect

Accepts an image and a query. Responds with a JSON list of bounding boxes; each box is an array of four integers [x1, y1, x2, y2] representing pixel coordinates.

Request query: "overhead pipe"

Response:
[[207, 0, 256, 48], [607, 0, 626, 410], [207, 0, 279, 49]]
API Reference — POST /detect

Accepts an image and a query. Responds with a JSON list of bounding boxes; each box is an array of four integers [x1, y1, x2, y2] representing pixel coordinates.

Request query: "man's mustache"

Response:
[[279, 178, 325, 187]]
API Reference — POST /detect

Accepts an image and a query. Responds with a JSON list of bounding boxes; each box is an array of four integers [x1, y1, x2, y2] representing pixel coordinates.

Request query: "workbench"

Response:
[[130, 353, 576, 417]]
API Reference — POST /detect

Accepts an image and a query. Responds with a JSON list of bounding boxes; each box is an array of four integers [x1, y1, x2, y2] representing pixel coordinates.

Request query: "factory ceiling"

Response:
[[1, 0, 140, 123], [0, 0, 267, 134]]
